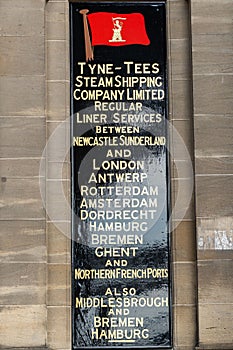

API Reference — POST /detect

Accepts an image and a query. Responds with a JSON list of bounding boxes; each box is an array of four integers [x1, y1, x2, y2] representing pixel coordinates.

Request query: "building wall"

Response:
[[190, 0, 233, 348], [0, 0, 232, 349], [0, 0, 47, 347]]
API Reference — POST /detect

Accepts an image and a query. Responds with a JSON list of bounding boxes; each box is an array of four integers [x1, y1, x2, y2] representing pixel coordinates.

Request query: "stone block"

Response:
[[46, 179, 70, 221], [0, 76, 45, 116], [170, 39, 191, 79], [170, 79, 192, 120], [197, 216, 233, 254], [0, 117, 45, 158], [192, 34, 233, 74], [47, 264, 70, 306], [195, 156, 233, 175], [47, 81, 69, 120], [194, 116, 233, 157], [171, 179, 194, 221], [172, 120, 194, 160], [0, 0, 44, 9], [198, 249, 233, 262], [196, 346, 233, 350], [0, 36, 44, 76], [169, 0, 190, 39], [0, 158, 42, 178], [47, 161, 70, 180], [46, 121, 70, 162], [47, 40, 67, 81], [199, 304, 233, 345], [47, 221, 71, 264], [0, 0, 44, 36], [46, 2, 66, 40], [171, 159, 194, 180], [193, 75, 233, 115], [0, 220, 46, 263], [191, 0, 233, 35], [0, 178, 45, 219], [198, 259, 233, 304], [0, 262, 46, 305], [173, 262, 197, 305], [0, 305, 46, 348], [173, 221, 196, 262], [195, 175, 233, 217], [173, 305, 197, 347], [47, 306, 71, 349]]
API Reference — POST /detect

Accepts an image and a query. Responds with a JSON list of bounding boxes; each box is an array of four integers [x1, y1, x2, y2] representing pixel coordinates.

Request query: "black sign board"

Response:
[[70, 2, 171, 348]]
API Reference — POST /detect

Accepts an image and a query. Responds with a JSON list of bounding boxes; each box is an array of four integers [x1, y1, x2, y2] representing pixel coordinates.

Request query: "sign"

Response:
[[70, 2, 171, 348]]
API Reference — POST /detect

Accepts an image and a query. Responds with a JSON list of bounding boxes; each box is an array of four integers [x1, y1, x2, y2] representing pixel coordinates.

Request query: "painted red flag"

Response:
[[87, 12, 150, 46]]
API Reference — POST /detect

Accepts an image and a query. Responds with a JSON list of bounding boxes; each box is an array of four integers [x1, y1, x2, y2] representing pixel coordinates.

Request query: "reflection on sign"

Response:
[[70, 2, 171, 348]]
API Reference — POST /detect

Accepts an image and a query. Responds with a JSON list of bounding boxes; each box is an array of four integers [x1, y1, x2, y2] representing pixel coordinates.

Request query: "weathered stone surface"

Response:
[[173, 262, 197, 305], [46, 179, 70, 221], [1, 348, 48, 350], [170, 39, 191, 79], [47, 81, 69, 120], [194, 116, 233, 157], [169, 0, 190, 39], [173, 305, 197, 347], [0, 263, 46, 305], [47, 40, 67, 81], [0, 0, 44, 10], [195, 175, 233, 217], [0, 117, 45, 158], [47, 161, 70, 180], [46, 121, 70, 162], [0, 220, 46, 263], [192, 34, 233, 74], [193, 75, 233, 115], [46, 2, 66, 40], [47, 264, 70, 306], [0, 158, 42, 178], [199, 304, 233, 345], [197, 216, 233, 253], [173, 221, 196, 262], [172, 178, 194, 220], [191, 0, 233, 35], [191, 0, 233, 347], [172, 120, 194, 160], [0, 178, 45, 219], [0, 0, 44, 36], [0, 76, 45, 116], [0, 0, 46, 349], [170, 79, 192, 120], [195, 156, 233, 175], [172, 159, 194, 180], [47, 306, 71, 349], [47, 222, 71, 264], [0, 36, 44, 76], [196, 345, 233, 350], [198, 249, 233, 261], [198, 259, 233, 304], [0, 305, 46, 348]]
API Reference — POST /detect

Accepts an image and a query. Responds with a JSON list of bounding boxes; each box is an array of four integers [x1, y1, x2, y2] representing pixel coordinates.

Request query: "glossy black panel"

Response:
[[70, 2, 171, 348]]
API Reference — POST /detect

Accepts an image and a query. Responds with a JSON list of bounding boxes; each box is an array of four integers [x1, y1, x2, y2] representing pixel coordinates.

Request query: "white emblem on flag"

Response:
[[109, 17, 126, 42]]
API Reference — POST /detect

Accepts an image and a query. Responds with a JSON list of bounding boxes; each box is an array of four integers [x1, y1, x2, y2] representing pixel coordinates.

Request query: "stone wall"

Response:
[[190, 0, 233, 348], [0, 0, 47, 348]]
